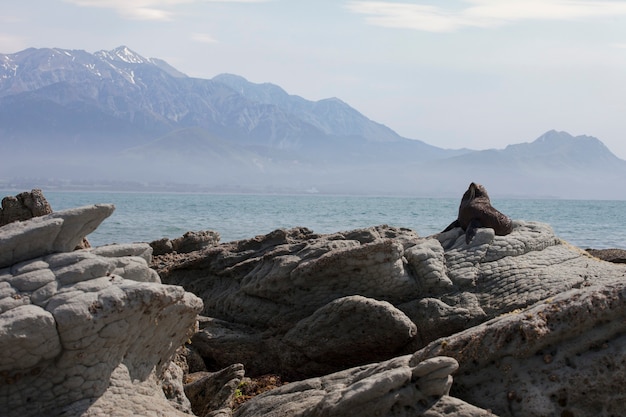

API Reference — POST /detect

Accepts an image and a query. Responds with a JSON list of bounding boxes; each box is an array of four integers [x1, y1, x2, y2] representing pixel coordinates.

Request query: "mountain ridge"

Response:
[[1, 46, 625, 199]]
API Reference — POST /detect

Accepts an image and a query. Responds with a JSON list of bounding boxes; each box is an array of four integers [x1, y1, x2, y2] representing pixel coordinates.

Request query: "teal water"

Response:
[[41, 192, 626, 250]]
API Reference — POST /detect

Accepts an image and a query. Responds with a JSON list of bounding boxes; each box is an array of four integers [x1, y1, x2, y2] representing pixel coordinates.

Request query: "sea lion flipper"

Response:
[[441, 219, 461, 233], [465, 218, 482, 244]]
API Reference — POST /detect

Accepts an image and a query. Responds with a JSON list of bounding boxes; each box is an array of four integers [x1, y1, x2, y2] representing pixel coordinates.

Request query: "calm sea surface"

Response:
[[39, 192, 626, 250]]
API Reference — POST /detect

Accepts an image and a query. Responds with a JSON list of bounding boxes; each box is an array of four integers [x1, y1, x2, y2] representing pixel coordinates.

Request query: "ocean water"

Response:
[[39, 191, 626, 250]]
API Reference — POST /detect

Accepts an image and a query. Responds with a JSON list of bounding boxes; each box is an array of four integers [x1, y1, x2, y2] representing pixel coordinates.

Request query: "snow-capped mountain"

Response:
[[1, 46, 625, 198], [0, 46, 444, 158]]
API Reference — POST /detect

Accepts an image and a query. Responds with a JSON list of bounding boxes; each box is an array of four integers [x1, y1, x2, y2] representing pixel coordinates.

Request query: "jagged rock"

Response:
[[152, 237, 175, 255], [0, 189, 52, 226], [0, 189, 91, 249], [173, 230, 221, 253], [0, 206, 204, 417], [233, 355, 488, 417], [586, 248, 626, 263], [184, 363, 245, 417], [162, 361, 194, 414], [0, 204, 114, 269], [158, 222, 626, 380], [413, 281, 626, 417], [151, 230, 220, 255]]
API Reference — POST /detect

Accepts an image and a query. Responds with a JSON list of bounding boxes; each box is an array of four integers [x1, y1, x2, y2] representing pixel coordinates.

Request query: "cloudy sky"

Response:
[[3, 0, 626, 158]]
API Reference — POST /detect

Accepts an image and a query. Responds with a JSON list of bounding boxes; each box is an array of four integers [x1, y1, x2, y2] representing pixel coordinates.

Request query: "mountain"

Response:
[[0, 46, 441, 156], [1, 46, 625, 198], [423, 130, 626, 199]]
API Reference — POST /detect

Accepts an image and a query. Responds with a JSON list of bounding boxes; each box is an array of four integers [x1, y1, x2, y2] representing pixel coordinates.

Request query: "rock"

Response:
[[586, 248, 626, 263], [0, 203, 205, 417], [0, 204, 114, 269], [151, 237, 175, 255], [158, 222, 626, 379], [412, 280, 626, 417], [0, 189, 91, 249], [282, 295, 417, 375], [173, 230, 220, 253], [421, 396, 499, 417], [150, 230, 220, 255], [162, 360, 194, 414], [0, 189, 52, 226], [184, 363, 245, 417], [233, 355, 470, 417]]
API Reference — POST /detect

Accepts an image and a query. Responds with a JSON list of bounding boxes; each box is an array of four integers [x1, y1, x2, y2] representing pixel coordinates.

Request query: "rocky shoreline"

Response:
[[2, 190, 626, 416]]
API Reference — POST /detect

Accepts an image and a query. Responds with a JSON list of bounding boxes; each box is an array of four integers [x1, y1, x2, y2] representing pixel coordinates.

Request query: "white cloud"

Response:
[[191, 33, 218, 43], [63, 0, 271, 21], [346, 0, 626, 32], [62, 0, 178, 20]]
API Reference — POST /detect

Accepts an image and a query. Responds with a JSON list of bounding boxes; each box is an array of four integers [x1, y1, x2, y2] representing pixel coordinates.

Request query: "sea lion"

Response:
[[442, 182, 513, 244]]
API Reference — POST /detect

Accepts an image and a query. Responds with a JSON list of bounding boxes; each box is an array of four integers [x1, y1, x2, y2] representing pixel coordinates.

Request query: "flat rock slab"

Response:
[[0, 204, 114, 269]]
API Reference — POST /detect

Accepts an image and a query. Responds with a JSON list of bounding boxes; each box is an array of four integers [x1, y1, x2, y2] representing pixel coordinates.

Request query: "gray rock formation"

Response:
[[413, 280, 626, 416], [185, 363, 246, 417], [0, 204, 204, 417], [586, 247, 626, 263], [0, 189, 52, 226], [151, 230, 221, 256], [234, 355, 495, 417], [157, 221, 626, 381], [5, 192, 625, 416], [0, 204, 113, 269]]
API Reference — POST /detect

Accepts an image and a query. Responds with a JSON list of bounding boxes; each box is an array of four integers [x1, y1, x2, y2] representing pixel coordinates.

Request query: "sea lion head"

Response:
[[461, 182, 490, 207]]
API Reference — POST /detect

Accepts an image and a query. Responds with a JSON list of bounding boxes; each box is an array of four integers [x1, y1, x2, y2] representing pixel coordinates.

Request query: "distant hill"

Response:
[[1, 46, 625, 198]]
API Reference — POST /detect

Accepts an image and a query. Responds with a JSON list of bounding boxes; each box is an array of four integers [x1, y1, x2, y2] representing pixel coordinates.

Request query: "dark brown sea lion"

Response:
[[442, 182, 513, 244]]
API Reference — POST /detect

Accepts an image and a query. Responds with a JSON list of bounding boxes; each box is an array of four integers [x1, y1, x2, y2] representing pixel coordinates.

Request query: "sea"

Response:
[[35, 192, 626, 250]]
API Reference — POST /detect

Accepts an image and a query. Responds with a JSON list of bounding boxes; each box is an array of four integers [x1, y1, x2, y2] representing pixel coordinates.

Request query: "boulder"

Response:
[[413, 281, 626, 416], [150, 230, 220, 255], [157, 221, 626, 380], [0, 189, 52, 226], [0, 204, 205, 417]]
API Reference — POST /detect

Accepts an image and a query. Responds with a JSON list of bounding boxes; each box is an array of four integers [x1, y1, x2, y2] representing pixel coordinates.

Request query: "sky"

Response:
[[2, 0, 626, 159]]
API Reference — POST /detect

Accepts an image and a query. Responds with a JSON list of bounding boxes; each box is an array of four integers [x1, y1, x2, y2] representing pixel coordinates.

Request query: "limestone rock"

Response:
[[586, 248, 626, 263], [184, 363, 245, 417], [151, 230, 221, 255], [282, 295, 417, 375], [162, 360, 194, 414], [0, 189, 52, 226], [151, 237, 175, 256], [158, 221, 626, 379], [0, 189, 92, 249], [413, 281, 626, 417], [0, 203, 204, 417], [234, 355, 464, 417], [0, 204, 114, 269], [173, 230, 221, 253]]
